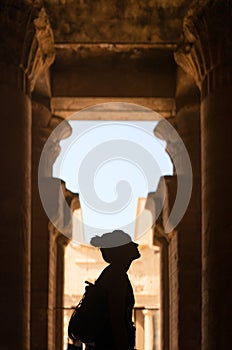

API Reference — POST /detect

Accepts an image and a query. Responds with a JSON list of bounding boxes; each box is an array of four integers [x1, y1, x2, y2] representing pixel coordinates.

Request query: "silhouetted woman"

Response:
[[90, 230, 140, 350]]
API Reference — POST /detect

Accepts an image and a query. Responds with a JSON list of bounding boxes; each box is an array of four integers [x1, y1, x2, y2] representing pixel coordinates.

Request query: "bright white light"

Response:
[[53, 120, 173, 242]]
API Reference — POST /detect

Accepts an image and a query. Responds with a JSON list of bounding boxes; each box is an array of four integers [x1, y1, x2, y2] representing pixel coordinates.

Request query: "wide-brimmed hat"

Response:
[[90, 229, 132, 248]]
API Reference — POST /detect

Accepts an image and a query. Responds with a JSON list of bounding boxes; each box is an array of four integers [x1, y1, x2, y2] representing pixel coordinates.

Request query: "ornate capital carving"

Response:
[[56, 232, 70, 247], [0, 1, 55, 94], [175, 0, 232, 97]]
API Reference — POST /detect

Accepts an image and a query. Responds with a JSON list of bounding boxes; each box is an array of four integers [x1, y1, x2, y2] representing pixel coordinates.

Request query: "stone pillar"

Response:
[[31, 99, 55, 350], [151, 190, 170, 350], [152, 176, 180, 350], [31, 98, 72, 350], [175, 1, 232, 349], [168, 68, 201, 350], [142, 309, 155, 350], [0, 2, 54, 350], [153, 309, 161, 350], [154, 234, 169, 350], [55, 232, 70, 350], [0, 72, 31, 350], [32, 102, 73, 349], [154, 79, 201, 349]]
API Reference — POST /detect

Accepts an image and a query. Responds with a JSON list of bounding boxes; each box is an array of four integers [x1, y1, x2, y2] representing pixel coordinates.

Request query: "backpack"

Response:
[[68, 281, 108, 344]]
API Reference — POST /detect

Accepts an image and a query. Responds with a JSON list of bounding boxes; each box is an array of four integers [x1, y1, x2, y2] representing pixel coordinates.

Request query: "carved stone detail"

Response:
[[0, 1, 55, 94], [175, 0, 232, 97]]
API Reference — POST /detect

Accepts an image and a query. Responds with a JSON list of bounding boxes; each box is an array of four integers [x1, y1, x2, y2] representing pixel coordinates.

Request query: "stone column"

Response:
[[55, 232, 70, 350], [175, 1, 232, 349], [142, 309, 155, 350], [31, 93, 74, 350], [0, 71, 31, 350], [151, 188, 170, 350], [31, 106, 73, 350], [154, 233, 169, 350], [154, 77, 201, 349], [31, 99, 55, 350], [168, 68, 201, 350], [153, 309, 161, 350], [0, 2, 54, 350]]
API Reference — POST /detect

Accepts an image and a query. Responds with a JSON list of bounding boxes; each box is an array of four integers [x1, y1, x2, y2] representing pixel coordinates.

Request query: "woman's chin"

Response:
[[133, 251, 141, 260]]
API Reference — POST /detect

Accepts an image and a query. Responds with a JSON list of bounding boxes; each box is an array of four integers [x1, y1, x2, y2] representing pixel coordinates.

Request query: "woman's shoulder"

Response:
[[96, 265, 127, 288], [96, 265, 115, 283]]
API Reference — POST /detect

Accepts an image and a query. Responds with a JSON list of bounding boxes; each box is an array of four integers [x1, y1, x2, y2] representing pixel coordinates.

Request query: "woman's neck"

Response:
[[110, 260, 132, 272]]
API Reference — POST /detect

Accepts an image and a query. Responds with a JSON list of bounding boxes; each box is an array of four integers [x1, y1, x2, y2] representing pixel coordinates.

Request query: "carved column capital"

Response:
[[0, 1, 55, 94], [56, 232, 70, 247], [175, 0, 232, 97], [40, 116, 71, 177]]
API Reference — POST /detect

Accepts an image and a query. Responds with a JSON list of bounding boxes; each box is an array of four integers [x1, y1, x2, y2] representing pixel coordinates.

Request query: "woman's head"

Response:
[[90, 230, 140, 264]]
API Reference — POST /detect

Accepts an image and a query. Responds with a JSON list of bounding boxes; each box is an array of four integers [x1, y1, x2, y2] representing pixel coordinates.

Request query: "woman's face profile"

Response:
[[126, 242, 140, 261], [99, 241, 140, 265]]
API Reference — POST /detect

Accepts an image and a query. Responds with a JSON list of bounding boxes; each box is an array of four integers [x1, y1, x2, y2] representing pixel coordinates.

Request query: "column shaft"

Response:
[[0, 84, 31, 350], [31, 100, 53, 350], [201, 86, 232, 348], [174, 2, 232, 347], [143, 309, 154, 350], [0, 3, 54, 349], [153, 233, 169, 350], [175, 99, 201, 350], [166, 72, 201, 350], [55, 234, 70, 350]]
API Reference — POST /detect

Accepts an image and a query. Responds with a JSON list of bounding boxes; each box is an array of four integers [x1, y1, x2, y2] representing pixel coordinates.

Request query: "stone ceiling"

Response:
[[44, 0, 190, 44], [41, 1, 192, 117]]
